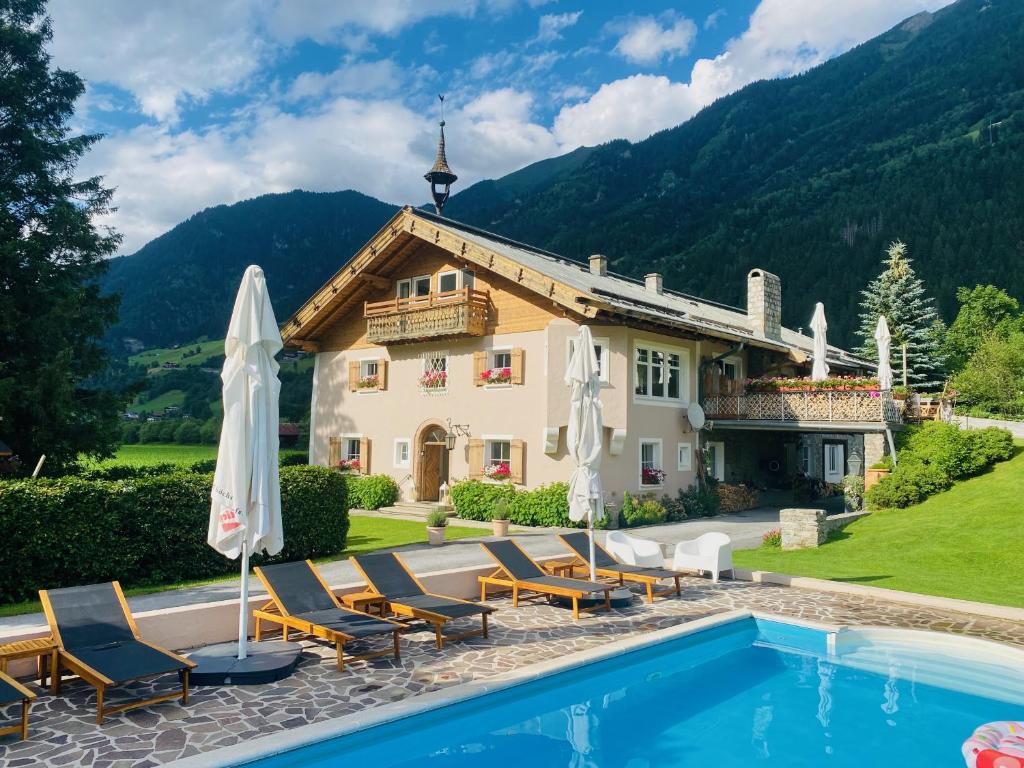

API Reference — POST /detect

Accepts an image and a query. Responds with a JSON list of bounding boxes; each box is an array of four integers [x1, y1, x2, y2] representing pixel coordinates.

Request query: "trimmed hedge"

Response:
[[866, 423, 1015, 509], [0, 465, 348, 603], [344, 474, 400, 510], [450, 480, 585, 528]]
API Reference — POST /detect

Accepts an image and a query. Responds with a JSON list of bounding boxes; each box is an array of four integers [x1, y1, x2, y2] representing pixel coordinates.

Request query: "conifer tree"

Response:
[[855, 241, 946, 389]]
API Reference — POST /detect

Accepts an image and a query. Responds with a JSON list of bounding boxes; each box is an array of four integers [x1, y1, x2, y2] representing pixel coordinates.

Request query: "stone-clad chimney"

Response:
[[747, 268, 782, 340], [589, 254, 607, 276]]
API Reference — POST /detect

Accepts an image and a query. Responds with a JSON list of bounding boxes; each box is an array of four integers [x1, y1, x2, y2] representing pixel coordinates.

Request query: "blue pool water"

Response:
[[250, 618, 1021, 767]]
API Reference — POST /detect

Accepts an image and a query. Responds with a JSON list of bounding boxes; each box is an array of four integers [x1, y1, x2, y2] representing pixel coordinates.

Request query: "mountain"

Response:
[[107, 0, 1024, 349], [103, 190, 397, 346]]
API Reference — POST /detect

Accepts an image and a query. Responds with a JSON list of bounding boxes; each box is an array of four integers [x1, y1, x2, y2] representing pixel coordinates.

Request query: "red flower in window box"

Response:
[[418, 370, 447, 389], [337, 459, 360, 472], [484, 462, 511, 479], [481, 367, 512, 384], [641, 467, 666, 485], [356, 375, 380, 389]]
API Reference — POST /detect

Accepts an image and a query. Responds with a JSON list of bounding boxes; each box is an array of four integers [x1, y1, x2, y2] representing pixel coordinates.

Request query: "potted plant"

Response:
[[841, 474, 864, 512], [864, 459, 892, 491], [890, 385, 911, 401], [490, 498, 511, 537], [425, 507, 448, 546]]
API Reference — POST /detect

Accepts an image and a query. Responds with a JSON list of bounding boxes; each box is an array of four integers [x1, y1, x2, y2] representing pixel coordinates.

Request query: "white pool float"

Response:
[[963, 721, 1024, 768]]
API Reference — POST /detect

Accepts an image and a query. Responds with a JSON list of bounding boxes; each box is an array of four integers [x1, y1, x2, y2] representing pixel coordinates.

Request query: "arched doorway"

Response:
[[415, 423, 450, 501]]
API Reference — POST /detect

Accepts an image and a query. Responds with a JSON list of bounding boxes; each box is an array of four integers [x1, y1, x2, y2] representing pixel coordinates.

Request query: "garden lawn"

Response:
[[735, 446, 1024, 608], [0, 515, 483, 617], [88, 443, 219, 467]]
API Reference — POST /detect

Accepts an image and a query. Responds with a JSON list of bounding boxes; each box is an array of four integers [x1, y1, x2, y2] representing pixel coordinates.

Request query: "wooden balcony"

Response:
[[702, 389, 904, 427], [364, 288, 489, 344]]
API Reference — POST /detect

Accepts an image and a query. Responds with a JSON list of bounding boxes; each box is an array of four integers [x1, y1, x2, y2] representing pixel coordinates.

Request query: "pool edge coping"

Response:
[[165, 609, 763, 768]]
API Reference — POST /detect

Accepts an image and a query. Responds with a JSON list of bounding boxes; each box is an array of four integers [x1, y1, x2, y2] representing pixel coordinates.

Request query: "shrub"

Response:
[[139, 421, 163, 443], [762, 528, 782, 548], [450, 480, 517, 522], [900, 422, 980, 478], [279, 450, 309, 466], [79, 463, 180, 481], [842, 474, 864, 510], [620, 497, 667, 528], [120, 422, 141, 445], [866, 461, 950, 509], [0, 465, 348, 603], [967, 427, 1014, 465], [344, 474, 400, 510], [189, 458, 218, 473], [676, 484, 721, 518], [425, 508, 449, 527], [660, 494, 687, 522], [449, 480, 579, 527], [174, 420, 202, 444]]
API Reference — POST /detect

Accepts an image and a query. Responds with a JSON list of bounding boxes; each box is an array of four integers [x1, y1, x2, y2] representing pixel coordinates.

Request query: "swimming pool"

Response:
[[203, 613, 1024, 767]]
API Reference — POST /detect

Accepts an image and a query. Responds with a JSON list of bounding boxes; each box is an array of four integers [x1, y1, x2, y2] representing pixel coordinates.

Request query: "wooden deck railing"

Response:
[[364, 288, 489, 344], [702, 390, 904, 424]]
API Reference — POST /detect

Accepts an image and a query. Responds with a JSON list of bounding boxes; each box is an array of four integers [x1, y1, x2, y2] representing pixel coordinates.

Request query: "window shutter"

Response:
[[359, 437, 371, 475], [348, 361, 359, 392], [473, 351, 486, 386], [468, 439, 484, 479], [510, 439, 524, 484], [377, 359, 388, 391], [511, 348, 524, 385], [328, 437, 341, 467]]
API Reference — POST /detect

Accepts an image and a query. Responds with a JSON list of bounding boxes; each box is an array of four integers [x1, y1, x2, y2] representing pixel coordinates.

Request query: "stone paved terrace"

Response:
[[2, 577, 1023, 768]]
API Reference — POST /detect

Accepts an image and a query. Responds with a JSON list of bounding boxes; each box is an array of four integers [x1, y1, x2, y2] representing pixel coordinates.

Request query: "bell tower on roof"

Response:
[[424, 95, 457, 216]]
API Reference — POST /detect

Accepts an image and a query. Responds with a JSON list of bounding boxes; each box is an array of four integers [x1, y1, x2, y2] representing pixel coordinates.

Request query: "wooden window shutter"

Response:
[[511, 348, 524, 385], [328, 437, 341, 467], [473, 351, 486, 386], [377, 359, 388, 391], [510, 439, 525, 484], [468, 439, 484, 479], [348, 361, 359, 392], [359, 437, 371, 475]]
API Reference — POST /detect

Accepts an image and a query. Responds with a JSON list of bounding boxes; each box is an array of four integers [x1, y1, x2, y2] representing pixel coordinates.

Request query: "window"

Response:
[[677, 442, 692, 472], [634, 343, 688, 403], [705, 441, 725, 482], [492, 350, 512, 369], [484, 438, 512, 480], [394, 439, 411, 469], [344, 438, 361, 462], [438, 270, 459, 293], [639, 439, 664, 487], [359, 360, 377, 378], [420, 351, 448, 391], [567, 336, 610, 383], [397, 275, 431, 299], [799, 445, 811, 476]]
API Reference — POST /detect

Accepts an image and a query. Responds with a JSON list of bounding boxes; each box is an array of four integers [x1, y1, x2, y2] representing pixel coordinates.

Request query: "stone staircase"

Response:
[[373, 500, 456, 520]]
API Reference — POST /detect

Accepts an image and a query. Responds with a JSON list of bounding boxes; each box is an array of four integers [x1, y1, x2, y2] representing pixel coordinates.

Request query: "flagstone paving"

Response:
[[2, 577, 1022, 767]]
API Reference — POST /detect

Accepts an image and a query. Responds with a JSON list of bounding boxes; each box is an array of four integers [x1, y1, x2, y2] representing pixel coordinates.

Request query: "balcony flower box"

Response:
[[745, 376, 880, 394], [641, 467, 666, 486], [356, 375, 380, 390], [481, 367, 512, 385], [418, 370, 447, 391], [484, 462, 511, 480], [337, 459, 360, 473]]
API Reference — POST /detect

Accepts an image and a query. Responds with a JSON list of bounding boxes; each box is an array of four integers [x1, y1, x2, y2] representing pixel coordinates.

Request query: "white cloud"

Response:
[[531, 11, 582, 45], [704, 9, 726, 30], [286, 60, 405, 101], [611, 13, 698, 64]]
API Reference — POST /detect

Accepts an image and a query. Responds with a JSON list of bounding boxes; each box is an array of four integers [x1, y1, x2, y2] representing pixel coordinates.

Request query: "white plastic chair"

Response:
[[672, 532, 733, 582], [605, 531, 664, 567]]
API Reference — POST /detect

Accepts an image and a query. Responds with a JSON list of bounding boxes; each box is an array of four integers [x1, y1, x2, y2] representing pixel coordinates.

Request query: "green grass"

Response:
[[131, 388, 186, 414], [735, 446, 1024, 608], [129, 337, 224, 370], [0, 515, 483, 617], [87, 443, 219, 467]]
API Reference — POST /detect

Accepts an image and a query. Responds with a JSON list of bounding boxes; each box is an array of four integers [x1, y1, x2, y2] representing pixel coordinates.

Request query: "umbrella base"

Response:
[[553, 587, 634, 611], [188, 640, 302, 685]]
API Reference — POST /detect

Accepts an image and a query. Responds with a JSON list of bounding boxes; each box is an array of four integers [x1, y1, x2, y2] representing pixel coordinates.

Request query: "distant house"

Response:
[[283, 207, 898, 504], [123, 412, 141, 421], [162, 362, 181, 369], [279, 423, 301, 448]]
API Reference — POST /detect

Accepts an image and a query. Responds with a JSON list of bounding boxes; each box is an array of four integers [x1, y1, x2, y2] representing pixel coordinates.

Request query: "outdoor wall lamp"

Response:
[[445, 418, 470, 451]]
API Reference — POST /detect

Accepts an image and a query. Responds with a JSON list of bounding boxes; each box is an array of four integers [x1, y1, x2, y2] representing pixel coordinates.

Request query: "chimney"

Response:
[[645, 273, 663, 295], [589, 254, 607, 276], [747, 268, 782, 340]]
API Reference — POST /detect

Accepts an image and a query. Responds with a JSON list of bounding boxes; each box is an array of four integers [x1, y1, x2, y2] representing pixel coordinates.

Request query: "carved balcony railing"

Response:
[[364, 288, 489, 344], [702, 389, 904, 425]]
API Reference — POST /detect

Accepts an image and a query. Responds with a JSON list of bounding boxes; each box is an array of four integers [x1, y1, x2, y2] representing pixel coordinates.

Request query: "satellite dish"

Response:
[[687, 403, 706, 431]]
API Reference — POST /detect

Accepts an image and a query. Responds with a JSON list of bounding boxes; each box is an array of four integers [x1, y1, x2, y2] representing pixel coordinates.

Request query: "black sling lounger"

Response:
[[478, 539, 613, 620], [351, 552, 494, 649], [558, 531, 683, 603], [39, 581, 195, 724], [253, 560, 406, 670], [0, 671, 34, 741]]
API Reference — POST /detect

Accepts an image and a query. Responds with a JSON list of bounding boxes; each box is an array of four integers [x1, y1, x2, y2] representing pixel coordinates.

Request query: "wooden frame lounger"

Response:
[[558, 531, 683, 603], [478, 539, 613, 620], [39, 582, 195, 725], [351, 552, 494, 649], [253, 560, 406, 671], [0, 671, 34, 741]]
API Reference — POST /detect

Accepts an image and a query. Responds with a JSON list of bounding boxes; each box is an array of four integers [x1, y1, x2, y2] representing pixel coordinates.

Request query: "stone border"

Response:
[[165, 610, 754, 768], [735, 567, 1024, 623]]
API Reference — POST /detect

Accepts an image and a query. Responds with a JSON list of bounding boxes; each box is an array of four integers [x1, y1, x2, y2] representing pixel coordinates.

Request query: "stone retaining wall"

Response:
[[780, 507, 871, 549]]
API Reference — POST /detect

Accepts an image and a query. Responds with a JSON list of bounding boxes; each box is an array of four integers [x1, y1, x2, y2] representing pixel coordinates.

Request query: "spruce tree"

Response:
[[855, 241, 946, 390], [0, 0, 126, 473]]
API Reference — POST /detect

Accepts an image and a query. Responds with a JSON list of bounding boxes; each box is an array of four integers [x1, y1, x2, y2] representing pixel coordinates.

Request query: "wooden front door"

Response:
[[421, 445, 443, 501]]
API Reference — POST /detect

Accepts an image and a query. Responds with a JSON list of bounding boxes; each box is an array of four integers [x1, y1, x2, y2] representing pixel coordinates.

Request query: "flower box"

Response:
[[337, 459, 360, 473], [641, 467, 666, 486], [418, 371, 447, 390], [356, 375, 380, 390], [481, 367, 512, 385], [484, 462, 511, 480], [745, 376, 881, 393]]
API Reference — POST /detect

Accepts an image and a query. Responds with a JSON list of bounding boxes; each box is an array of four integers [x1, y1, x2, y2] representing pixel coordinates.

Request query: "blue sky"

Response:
[[47, 0, 953, 254]]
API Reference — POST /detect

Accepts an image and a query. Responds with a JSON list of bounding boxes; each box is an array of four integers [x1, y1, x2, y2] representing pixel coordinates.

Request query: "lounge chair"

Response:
[[351, 552, 494, 649], [558, 531, 683, 603], [672, 532, 733, 582], [478, 539, 613, 620], [253, 560, 406, 670], [605, 530, 665, 567], [0, 671, 34, 741], [39, 582, 195, 724]]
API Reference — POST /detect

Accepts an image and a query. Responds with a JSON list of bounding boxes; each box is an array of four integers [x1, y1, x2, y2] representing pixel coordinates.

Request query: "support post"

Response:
[[237, 541, 249, 661]]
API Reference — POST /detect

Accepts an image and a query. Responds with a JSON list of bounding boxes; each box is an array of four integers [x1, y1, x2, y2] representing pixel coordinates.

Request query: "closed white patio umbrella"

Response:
[[208, 265, 284, 661], [565, 325, 604, 583], [811, 302, 830, 381], [874, 315, 893, 390]]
